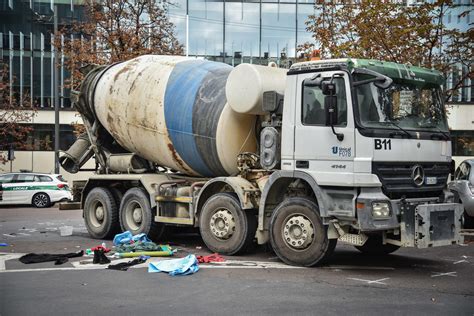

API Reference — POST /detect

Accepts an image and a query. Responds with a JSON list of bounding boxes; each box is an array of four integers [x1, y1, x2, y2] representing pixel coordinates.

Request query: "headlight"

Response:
[[372, 202, 391, 219]]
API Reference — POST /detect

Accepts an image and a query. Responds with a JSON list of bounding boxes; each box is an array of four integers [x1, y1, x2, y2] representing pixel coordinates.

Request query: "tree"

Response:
[[0, 64, 37, 166], [56, 0, 184, 91], [303, 0, 472, 102]]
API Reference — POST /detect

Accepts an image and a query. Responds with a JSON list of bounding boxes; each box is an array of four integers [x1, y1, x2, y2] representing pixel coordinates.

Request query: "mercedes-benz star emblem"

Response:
[[411, 165, 425, 187]]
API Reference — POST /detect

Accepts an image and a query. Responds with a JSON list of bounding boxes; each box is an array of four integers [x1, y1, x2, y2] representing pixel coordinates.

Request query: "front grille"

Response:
[[372, 161, 450, 199]]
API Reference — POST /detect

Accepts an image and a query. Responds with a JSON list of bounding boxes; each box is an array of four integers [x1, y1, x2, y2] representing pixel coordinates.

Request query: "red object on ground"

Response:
[[196, 253, 225, 263], [91, 245, 111, 253]]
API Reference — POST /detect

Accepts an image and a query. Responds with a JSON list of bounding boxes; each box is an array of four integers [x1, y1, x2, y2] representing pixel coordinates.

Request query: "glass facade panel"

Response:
[[226, 2, 259, 62], [262, 3, 296, 59]]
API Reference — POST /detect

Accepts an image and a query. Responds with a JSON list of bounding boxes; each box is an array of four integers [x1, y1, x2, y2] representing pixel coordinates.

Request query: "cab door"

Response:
[[293, 71, 355, 186]]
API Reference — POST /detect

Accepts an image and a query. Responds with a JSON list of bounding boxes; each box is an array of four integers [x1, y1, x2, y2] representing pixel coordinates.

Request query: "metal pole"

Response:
[[223, 0, 226, 63], [259, 0, 262, 60], [54, 5, 60, 174], [185, 0, 189, 57]]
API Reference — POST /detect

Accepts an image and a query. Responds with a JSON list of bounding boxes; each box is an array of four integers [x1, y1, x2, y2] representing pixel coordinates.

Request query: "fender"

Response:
[[258, 170, 328, 232], [195, 176, 259, 216]]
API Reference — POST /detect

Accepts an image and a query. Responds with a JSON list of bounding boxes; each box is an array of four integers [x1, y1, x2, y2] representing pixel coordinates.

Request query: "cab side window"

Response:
[[302, 77, 347, 126]]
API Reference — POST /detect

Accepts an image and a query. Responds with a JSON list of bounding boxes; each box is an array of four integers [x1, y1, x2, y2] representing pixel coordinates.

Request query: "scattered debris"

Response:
[[59, 226, 73, 236], [93, 249, 110, 264], [197, 253, 225, 263], [113, 231, 151, 246], [431, 297, 436, 302], [148, 254, 199, 276], [195, 246, 202, 250], [107, 257, 147, 271], [19, 250, 84, 265]]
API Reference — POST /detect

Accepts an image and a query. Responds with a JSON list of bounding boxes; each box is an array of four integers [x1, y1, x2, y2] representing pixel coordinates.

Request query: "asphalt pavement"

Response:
[[1, 206, 473, 315]]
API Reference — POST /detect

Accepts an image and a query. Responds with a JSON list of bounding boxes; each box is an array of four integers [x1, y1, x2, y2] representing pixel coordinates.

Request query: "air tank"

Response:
[[92, 55, 257, 177], [226, 63, 287, 115]]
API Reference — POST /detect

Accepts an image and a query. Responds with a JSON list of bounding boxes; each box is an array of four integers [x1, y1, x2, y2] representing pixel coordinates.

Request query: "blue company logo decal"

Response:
[[332, 146, 352, 157]]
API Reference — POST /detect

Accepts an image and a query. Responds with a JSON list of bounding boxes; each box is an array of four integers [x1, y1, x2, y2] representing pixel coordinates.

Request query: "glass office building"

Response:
[[1, 0, 472, 162]]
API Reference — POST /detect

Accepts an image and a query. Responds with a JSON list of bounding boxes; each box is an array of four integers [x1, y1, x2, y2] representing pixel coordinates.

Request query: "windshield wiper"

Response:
[[380, 121, 412, 138], [430, 128, 450, 140]]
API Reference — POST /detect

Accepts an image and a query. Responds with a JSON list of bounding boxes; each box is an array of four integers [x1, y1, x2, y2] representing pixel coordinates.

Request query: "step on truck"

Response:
[[61, 55, 463, 266]]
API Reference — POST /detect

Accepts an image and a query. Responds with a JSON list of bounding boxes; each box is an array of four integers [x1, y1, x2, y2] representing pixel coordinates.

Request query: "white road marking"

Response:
[[431, 271, 457, 278], [453, 260, 468, 264], [2, 234, 16, 238], [324, 265, 394, 270], [17, 233, 31, 236], [0, 253, 302, 273], [0, 254, 23, 271], [347, 277, 390, 285]]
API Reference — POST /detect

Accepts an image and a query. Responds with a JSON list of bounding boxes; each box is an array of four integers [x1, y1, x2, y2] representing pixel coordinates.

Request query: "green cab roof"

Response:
[[290, 58, 444, 86]]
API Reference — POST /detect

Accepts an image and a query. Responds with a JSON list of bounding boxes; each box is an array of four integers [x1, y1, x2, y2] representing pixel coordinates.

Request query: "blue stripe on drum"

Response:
[[164, 60, 227, 176]]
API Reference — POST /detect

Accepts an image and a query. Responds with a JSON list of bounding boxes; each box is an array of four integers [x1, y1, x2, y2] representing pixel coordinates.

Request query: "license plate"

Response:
[[425, 177, 437, 185]]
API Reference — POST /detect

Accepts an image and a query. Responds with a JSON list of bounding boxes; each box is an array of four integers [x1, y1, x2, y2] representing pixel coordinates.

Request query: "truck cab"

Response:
[[256, 59, 462, 265]]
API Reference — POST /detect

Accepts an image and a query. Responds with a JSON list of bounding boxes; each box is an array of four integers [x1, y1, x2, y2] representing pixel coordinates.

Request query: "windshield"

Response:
[[354, 76, 448, 133]]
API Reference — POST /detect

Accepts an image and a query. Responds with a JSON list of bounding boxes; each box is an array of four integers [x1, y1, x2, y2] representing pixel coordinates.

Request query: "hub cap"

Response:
[[210, 209, 236, 240], [125, 201, 143, 231], [282, 215, 314, 250], [34, 194, 48, 207], [89, 202, 105, 228]]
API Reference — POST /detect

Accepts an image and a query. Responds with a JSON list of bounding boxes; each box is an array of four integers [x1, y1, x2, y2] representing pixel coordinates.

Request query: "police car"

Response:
[[0, 172, 73, 208]]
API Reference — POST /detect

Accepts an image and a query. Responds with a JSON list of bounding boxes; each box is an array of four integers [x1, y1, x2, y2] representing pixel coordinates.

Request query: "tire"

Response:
[[270, 197, 335, 267], [32, 192, 51, 208], [119, 187, 166, 241], [109, 187, 123, 208], [199, 193, 257, 255], [83, 187, 121, 239], [355, 235, 400, 255]]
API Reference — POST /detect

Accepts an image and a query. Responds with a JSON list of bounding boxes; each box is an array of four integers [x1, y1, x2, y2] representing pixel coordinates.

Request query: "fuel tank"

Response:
[[92, 55, 257, 177]]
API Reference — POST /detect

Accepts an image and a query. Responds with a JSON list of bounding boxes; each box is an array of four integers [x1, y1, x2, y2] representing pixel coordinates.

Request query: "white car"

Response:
[[448, 159, 474, 228], [0, 173, 73, 208]]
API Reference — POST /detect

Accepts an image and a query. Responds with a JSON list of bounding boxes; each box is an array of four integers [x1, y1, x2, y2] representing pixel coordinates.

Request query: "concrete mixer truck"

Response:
[[61, 55, 463, 266]]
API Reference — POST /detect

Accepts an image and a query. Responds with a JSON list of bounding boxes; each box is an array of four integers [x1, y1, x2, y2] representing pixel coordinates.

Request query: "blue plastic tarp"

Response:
[[113, 231, 151, 246], [148, 254, 199, 276]]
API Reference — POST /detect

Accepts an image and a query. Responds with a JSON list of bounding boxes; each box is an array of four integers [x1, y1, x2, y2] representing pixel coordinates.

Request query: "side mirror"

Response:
[[325, 95, 338, 126]]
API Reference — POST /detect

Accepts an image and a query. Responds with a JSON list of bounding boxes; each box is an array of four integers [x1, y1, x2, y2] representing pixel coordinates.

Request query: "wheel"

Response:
[[270, 197, 336, 267], [199, 193, 257, 255], [32, 192, 51, 208], [84, 187, 121, 239], [354, 235, 400, 255], [119, 187, 166, 241]]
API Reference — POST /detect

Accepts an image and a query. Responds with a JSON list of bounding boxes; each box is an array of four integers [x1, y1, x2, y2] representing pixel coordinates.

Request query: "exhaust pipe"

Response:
[[59, 134, 94, 173]]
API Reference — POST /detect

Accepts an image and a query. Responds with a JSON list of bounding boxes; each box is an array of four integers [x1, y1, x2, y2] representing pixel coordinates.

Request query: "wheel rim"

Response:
[[281, 214, 314, 250], [125, 200, 143, 231], [34, 194, 48, 207], [89, 201, 105, 228], [209, 208, 236, 240]]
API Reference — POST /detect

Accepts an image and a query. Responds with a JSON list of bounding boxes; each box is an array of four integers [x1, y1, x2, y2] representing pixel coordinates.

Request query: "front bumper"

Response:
[[356, 189, 464, 248]]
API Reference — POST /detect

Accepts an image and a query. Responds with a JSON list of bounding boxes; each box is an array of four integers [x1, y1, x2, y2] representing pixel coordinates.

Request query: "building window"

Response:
[[0, 123, 77, 151], [451, 130, 474, 156]]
